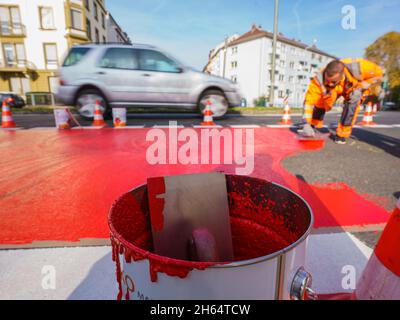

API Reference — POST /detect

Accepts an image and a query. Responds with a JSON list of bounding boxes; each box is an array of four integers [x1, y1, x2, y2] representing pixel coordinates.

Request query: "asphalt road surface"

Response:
[[10, 110, 400, 128]]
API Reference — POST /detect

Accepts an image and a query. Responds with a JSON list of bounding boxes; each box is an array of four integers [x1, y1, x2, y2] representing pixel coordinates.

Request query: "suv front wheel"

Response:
[[76, 89, 110, 120], [198, 89, 229, 118]]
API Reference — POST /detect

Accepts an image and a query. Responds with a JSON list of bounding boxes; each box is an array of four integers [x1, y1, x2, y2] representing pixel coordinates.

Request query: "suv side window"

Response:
[[138, 49, 180, 73], [99, 48, 138, 70], [63, 47, 91, 67]]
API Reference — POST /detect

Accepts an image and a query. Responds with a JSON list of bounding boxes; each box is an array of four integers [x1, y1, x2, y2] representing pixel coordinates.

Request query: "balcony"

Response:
[[0, 22, 26, 37], [65, 27, 88, 41], [0, 59, 37, 72]]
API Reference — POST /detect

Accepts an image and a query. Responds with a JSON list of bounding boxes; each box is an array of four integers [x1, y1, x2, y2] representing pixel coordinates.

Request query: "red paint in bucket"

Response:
[[108, 175, 312, 299]]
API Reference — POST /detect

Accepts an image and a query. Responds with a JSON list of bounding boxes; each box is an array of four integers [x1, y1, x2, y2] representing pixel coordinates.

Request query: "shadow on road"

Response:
[[350, 128, 400, 158]]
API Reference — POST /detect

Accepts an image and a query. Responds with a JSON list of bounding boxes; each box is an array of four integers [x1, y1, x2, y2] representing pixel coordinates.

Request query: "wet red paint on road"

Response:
[[0, 128, 390, 245]]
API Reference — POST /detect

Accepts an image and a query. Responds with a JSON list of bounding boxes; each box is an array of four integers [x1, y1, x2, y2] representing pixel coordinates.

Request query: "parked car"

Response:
[[382, 101, 399, 111], [56, 43, 243, 119], [0, 92, 26, 108]]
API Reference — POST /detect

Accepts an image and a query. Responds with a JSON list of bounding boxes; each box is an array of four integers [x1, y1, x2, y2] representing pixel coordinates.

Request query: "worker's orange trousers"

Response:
[[310, 90, 362, 138]]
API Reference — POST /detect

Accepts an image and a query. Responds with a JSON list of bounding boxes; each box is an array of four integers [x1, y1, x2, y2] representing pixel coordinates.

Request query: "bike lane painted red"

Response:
[[0, 128, 390, 245]]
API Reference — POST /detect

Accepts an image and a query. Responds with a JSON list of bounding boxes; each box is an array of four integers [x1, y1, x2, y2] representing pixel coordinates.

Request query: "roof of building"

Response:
[[228, 24, 338, 59]]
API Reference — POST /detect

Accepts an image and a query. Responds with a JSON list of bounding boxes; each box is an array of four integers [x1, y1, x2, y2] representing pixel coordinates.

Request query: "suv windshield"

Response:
[[63, 47, 91, 67]]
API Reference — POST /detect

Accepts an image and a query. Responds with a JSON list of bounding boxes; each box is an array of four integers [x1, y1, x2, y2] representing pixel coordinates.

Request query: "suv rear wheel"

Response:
[[198, 89, 229, 118], [76, 89, 110, 120]]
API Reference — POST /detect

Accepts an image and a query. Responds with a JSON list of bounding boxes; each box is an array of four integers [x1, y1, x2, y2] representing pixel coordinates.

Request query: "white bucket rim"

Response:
[[109, 177, 314, 269]]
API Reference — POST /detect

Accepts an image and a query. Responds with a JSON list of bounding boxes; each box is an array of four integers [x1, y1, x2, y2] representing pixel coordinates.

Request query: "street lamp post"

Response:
[[269, 0, 279, 107]]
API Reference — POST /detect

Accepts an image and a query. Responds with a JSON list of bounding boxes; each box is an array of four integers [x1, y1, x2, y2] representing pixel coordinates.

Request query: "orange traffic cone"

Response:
[[358, 102, 376, 126], [1, 98, 17, 129], [279, 98, 293, 125], [92, 100, 107, 127], [354, 198, 400, 299], [201, 100, 216, 126]]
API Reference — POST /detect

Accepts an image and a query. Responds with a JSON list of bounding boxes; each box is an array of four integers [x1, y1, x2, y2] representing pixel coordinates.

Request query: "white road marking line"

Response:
[[265, 124, 295, 128], [229, 124, 260, 128], [192, 125, 223, 128], [152, 125, 185, 128]]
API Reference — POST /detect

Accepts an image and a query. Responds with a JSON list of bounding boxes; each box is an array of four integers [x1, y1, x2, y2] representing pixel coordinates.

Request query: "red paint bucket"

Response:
[[108, 175, 314, 300]]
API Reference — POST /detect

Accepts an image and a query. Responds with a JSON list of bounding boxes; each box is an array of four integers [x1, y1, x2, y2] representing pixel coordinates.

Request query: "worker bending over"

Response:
[[301, 58, 383, 144]]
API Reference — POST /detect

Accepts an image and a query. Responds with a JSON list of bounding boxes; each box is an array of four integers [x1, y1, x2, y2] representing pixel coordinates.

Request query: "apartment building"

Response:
[[204, 25, 337, 107], [106, 12, 131, 44], [0, 0, 129, 97], [204, 34, 239, 77]]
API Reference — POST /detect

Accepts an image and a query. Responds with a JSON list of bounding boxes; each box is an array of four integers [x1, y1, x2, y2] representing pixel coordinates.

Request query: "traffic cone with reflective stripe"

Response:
[[1, 98, 17, 129], [279, 98, 293, 125], [358, 102, 376, 126], [92, 100, 107, 127], [201, 100, 216, 126], [354, 198, 400, 300]]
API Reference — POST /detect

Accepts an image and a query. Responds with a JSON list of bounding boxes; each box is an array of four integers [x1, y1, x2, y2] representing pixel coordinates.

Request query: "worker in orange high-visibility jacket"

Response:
[[301, 58, 383, 144]]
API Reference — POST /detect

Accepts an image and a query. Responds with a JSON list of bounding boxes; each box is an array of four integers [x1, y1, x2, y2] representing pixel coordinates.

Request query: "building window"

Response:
[[289, 76, 294, 83], [10, 77, 30, 95], [0, 6, 23, 35], [2, 43, 25, 67], [103, 36, 106, 43], [70, 9, 83, 30], [231, 46, 238, 54], [279, 60, 285, 67], [289, 61, 295, 69], [231, 76, 237, 83], [95, 28, 99, 43], [94, 2, 98, 20], [39, 7, 55, 30], [43, 43, 58, 69], [86, 18, 91, 40], [101, 13, 105, 28], [85, 0, 90, 10], [231, 61, 237, 68], [278, 90, 284, 98], [278, 74, 284, 82]]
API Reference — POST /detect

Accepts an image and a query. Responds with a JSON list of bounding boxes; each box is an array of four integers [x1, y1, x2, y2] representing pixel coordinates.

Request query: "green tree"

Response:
[[364, 31, 400, 104]]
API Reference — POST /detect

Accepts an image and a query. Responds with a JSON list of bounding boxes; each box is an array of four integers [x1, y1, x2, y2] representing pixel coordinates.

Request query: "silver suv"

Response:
[[56, 43, 242, 119]]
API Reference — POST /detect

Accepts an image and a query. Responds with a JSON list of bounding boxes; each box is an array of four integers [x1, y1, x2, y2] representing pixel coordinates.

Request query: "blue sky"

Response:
[[107, 0, 400, 69]]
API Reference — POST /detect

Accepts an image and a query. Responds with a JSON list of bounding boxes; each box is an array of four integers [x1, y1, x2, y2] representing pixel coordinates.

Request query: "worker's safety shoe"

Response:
[[333, 135, 346, 145]]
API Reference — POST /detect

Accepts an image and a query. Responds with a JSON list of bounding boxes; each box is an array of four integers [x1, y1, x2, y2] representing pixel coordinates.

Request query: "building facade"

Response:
[[204, 25, 337, 107], [106, 12, 131, 44], [204, 34, 239, 78], [0, 0, 129, 97]]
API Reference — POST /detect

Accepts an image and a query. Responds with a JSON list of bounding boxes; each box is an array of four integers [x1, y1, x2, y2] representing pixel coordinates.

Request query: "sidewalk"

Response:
[[0, 232, 372, 299]]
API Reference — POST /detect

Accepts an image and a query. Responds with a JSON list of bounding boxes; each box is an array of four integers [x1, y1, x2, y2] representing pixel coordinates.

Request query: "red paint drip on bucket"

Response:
[[108, 175, 310, 299]]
